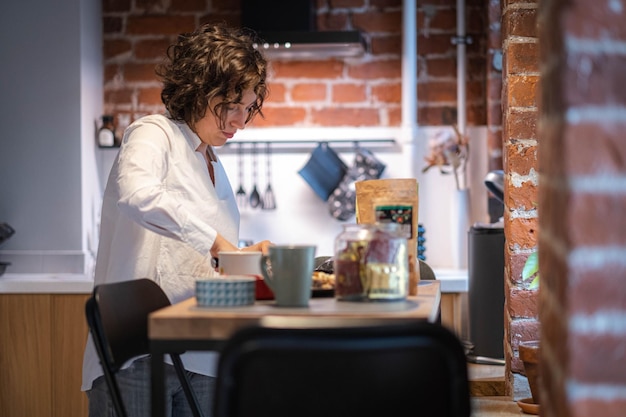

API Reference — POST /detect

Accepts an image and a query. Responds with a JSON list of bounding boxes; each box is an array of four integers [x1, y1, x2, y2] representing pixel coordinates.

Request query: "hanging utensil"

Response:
[[262, 142, 276, 210], [0, 222, 15, 246], [235, 143, 247, 209], [484, 170, 504, 203], [249, 142, 261, 209]]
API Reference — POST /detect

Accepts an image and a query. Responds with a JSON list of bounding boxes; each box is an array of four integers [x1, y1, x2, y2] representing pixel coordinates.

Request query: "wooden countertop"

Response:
[[150, 280, 441, 342]]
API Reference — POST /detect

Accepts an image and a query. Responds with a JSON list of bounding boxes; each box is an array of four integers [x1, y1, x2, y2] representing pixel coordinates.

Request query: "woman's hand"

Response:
[[242, 240, 273, 254], [209, 234, 239, 258], [210, 235, 273, 258]]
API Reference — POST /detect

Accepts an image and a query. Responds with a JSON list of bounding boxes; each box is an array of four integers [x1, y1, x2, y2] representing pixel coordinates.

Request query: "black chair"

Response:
[[85, 278, 205, 417], [214, 320, 471, 417], [419, 259, 437, 280]]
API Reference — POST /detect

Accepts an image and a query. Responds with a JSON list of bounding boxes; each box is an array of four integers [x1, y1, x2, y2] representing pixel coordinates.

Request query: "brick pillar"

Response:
[[538, 0, 626, 415], [501, 0, 540, 397]]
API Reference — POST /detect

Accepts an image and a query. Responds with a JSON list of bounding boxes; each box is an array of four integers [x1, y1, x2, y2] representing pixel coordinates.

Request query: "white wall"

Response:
[[217, 126, 488, 269], [80, 0, 106, 276], [0, 0, 103, 274]]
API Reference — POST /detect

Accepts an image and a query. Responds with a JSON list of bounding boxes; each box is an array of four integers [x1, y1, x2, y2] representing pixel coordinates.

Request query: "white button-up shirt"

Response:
[[82, 114, 239, 390]]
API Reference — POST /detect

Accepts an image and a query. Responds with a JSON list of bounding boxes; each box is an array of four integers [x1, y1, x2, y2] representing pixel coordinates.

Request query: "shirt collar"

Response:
[[181, 122, 203, 152], [166, 110, 202, 152], [166, 112, 216, 160]]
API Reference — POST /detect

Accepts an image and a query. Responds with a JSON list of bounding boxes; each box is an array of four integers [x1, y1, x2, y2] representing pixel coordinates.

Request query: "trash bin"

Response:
[[467, 224, 505, 360]]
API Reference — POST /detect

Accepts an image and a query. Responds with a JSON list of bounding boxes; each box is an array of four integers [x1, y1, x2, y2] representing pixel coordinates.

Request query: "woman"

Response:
[[82, 23, 271, 417]]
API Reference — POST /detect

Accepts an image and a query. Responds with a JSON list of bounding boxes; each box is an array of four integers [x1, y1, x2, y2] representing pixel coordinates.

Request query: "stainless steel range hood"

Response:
[[252, 30, 366, 59], [242, 0, 367, 59]]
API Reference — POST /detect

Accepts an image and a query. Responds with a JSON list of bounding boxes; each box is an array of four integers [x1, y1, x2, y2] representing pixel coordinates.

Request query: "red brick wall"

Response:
[[102, 0, 487, 132], [416, 0, 487, 126], [502, 0, 626, 413], [500, 0, 540, 395], [538, 0, 626, 415]]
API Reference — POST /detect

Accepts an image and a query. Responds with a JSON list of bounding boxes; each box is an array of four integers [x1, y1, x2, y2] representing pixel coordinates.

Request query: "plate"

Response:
[[517, 397, 539, 415]]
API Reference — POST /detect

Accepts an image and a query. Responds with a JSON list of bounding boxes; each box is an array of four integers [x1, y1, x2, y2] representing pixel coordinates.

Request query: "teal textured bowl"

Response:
[[196, 276, 256, 307]]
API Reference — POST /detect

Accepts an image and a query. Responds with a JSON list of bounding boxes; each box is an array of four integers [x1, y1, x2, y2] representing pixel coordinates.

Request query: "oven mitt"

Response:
[[328, 147, 386, 221], [298, 142, 348, 201]]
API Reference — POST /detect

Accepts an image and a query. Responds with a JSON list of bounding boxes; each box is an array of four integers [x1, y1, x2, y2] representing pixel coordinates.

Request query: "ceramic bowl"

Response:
[[196, 276, 256, 307]]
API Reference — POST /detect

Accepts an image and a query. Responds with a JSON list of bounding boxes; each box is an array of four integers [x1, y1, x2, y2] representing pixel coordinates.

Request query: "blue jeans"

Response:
[[87, 356, 215, 417]]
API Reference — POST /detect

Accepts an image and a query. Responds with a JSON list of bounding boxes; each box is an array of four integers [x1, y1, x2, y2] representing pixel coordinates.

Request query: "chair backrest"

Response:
[[86, 278, 171, 373], [85, 278, 205, 417], [214, 321, 471, 417], [419, 259, 437, 280]]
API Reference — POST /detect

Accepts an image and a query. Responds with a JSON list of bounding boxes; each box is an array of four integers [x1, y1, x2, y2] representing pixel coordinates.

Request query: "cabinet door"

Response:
[[0, 294, 53, 417], [52, 294, 90, 417], [440, 293, 468, 338]]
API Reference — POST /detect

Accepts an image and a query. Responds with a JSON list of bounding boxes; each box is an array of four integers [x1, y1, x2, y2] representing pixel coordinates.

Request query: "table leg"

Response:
[[151, 347, 166, 417]]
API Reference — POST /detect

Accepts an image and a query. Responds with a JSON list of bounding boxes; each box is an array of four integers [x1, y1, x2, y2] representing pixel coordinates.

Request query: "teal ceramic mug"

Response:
[[260, 245, 316, 307]]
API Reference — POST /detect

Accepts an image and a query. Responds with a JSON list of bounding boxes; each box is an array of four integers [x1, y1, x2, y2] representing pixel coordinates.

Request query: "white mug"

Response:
[[218, 251, 262, 277]]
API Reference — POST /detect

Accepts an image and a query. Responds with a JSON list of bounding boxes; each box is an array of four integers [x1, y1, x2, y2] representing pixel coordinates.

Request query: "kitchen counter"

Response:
[[0, 269, 467, 295], [433, 268, 468, 293], [0, 273, 93, 293]]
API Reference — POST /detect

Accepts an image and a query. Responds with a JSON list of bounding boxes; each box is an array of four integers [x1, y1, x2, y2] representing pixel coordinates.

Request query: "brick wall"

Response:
[[538, 0, 626, 415], [500, 0, 540, 395], [416, 0, 487, 126], [502, 0, 626, 413], [102, 0, 487, 134]]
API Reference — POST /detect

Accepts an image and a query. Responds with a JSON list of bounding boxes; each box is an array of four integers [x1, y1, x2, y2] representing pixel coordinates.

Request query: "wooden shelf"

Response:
[[468, 362, 506, 397]]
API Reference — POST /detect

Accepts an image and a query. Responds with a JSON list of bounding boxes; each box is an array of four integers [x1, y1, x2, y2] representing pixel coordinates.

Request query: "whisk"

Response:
[[235, 143, 247, 209], [262, 142, 276, 210], [249, 143, 262, 209]]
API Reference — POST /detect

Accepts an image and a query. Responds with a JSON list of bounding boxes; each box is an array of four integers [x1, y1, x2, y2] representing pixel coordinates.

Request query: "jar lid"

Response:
[[375, 222, 401, 232]]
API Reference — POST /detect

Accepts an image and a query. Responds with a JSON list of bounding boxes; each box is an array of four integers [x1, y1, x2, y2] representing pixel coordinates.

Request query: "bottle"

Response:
[[363, 222, 409, 301], [333, 224, 374, 301], [98, 115, 116, 147]]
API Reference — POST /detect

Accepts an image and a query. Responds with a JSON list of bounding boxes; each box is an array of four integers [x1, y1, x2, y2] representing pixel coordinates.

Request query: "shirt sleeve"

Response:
[[114, 120, 218, 258]]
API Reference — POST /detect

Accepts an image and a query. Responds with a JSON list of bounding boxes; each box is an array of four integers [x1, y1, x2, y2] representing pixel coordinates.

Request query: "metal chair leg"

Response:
[[171, 354, 206, 417]]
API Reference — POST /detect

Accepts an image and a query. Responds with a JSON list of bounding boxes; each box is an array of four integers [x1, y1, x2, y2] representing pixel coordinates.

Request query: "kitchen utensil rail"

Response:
[[221, 138, 398, 154]]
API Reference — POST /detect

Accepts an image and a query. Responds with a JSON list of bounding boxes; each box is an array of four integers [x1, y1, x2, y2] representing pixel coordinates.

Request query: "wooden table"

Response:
[[149, 280, 441, 417]]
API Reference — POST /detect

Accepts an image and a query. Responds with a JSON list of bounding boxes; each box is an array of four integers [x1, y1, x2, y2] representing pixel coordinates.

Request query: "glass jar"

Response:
[[363, 223, 409, 301], [98, 115, 116, 147], [333, 224, 374, 301]]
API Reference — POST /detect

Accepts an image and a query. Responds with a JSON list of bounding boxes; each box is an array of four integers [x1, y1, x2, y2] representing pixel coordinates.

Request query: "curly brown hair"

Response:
[[156, 23, 268, 129]]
